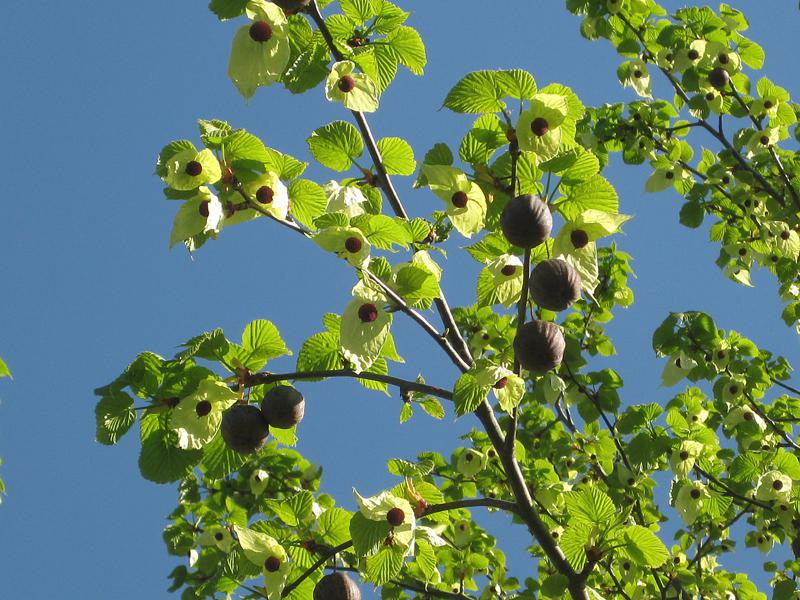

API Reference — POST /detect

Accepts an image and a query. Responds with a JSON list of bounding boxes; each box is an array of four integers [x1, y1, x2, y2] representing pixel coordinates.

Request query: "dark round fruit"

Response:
[[729, 385, 739, 394], [261, 385, 305, 429], [633, 69, 643, 78], [358, 303, 378, 323], [501, 265, 517, 277], [195, 400, 212, 417], [214, 532, 224, 541], [451, 191, 468, 208], [705, 92, 715, 101], [665, 171, 675, 180], [338, 75, 356, 93], [221, 404, 269, 454], [743, 411, 754, 421], [718, 53, 729, 64], [679, 451, 689, 461], [344, 237, 362, 253], [513, 320, 565, 373], [570, 229, 590, 249], [185, 160, 203, 177], [256, 185, 274, 204], [760, 135, 770, 146], [528, 259, 582, 312], [690, 488, 701, 499], [264, 556, 281, 572], [386, 507, 405, 527], [249, 21, 273, 43], [764, 100, 774, 109], [708, 67, 730, 89], [199, 201, 210, 218], [314, 572, 361, 600], [781, 230, 791, 240], [493, 377, 508, 389], [687, 49, 700, 61], [773, 479, 784, 491], [531, 117, 549, 137], [500, 194, 552, 249]]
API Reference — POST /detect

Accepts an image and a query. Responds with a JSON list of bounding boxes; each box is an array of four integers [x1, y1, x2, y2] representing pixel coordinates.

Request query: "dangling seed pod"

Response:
[[513, 320, 565, 372], [313, 571, 362, 600], [500, 194, 552, 249], [221, 404, 269, 454], [528, 259, 582, 311], [260, 385, 305, 429]]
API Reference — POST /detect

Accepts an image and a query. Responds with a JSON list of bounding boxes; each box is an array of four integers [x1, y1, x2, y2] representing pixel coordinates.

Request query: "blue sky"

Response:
[[0, 1, 798, 598]]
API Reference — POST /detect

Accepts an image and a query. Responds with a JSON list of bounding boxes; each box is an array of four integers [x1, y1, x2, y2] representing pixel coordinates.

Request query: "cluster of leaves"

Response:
[[567, 0, 800, 330], [93, 0, 800, 599]]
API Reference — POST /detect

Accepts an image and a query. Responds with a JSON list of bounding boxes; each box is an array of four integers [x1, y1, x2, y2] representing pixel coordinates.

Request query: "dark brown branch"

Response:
[[281, 541, 353, 597], [247, 369, 453, 400]]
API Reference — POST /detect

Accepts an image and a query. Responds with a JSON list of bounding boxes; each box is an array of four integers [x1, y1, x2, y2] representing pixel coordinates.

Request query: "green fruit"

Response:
[[313, 572, 361, 600], [708, 67, 730, 89], [221, 404, 269, 454], [513, 320, 565, 372], [500, 194, 552, 249], [261, 385, 305, 429], [528, 259, 582, 311]]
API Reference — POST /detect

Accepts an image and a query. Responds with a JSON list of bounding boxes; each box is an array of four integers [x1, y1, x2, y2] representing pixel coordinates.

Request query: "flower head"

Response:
[[325, 61, 379, 112], [421, 165, 486, 238], [323, 180, 368, 217], [164, 148, 222, 191], [517, 93, 569, 160], [228, 1, 291, 99], [171, 380, 238, 450]]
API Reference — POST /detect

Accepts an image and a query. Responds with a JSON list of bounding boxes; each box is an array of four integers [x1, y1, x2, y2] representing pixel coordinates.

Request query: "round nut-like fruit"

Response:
[[500, 194, 552, 249], [528, 259, 582, 312], [221, 404, 269, 454], [386, 507, 405, 527], [261, 385, 305, 429], [338, 75, 356, 93], [185, 160, 203, 177], [513, 320, 565, 373], [313, 571, 362, 600], [249, 21, 273, 42], [708, 67, 730, 89]]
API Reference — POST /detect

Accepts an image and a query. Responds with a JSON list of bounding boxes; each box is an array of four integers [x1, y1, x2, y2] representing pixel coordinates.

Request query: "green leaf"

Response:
[[393, 264, 440, 308], [365, 545, 405, 584], [622, 525, 670, 567], [340, 0, 375, 24], [350, 510, 391, 556], [420, 397, 445, 420], [95, 391, 136, 445], [307, 121, 364, 171], [156, 140, 195, 178], [270, 424, 298, 447], [496, 69, 537, 99], [453, 372, 489, 416], [386, 26, 426, 75], [565, 486, 616, 525], [242, 320, 291, 366], [377, 137, 416, 175], [557, 175, 619, 220], [0, 357, 10, 379], [283, 42, 331, 95], [208, 0, 248, 20], [443, 71, 505, 114], [465, 232, 512, 263], [317, 507, 352, 546], [224, 129, 272, 166], [560, 522, 590, 571], [288, 179, 327, 230], [400, 402, 413, 423], [358, 357, 390, 395], [351, 214, 412, 250], [297, 331, 342, 377], [139, 414, 203, 484], [734, 32, 765, 69], [200, 432, 248, 478], [386, 458, 434, 477]]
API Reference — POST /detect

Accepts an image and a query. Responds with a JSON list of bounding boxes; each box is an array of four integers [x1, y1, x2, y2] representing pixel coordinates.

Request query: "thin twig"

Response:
[[247, 369, 453, 400]]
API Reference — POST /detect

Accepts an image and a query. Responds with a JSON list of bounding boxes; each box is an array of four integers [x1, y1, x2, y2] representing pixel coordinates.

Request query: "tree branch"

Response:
[[247, 368, 453, 401], [281, 540, 353, 597], [420, 497, 521, 517]]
